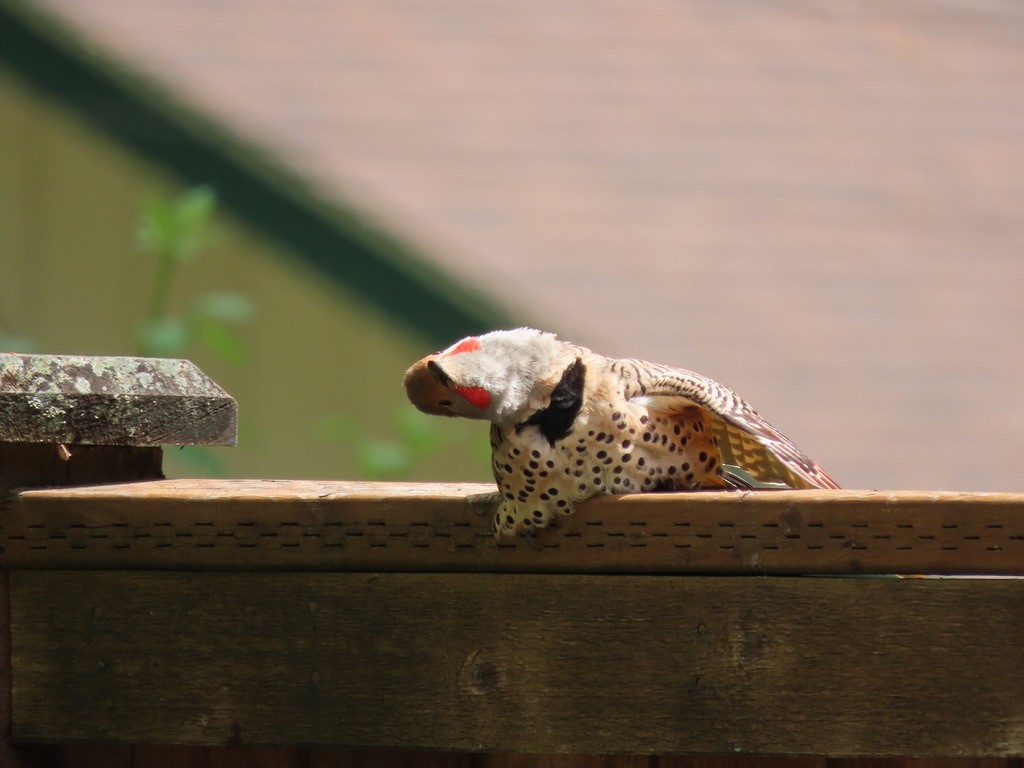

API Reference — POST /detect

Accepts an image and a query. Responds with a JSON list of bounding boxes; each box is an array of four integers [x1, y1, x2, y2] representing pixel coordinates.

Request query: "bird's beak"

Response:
[[403, 355, 456, 416]]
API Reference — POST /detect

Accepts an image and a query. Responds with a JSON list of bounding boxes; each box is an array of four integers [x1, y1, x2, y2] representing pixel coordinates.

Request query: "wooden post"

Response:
[[0, 353, 236, 767]]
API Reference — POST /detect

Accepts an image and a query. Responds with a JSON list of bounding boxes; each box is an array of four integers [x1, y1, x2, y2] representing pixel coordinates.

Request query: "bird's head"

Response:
[[404, 328, 572, 427]]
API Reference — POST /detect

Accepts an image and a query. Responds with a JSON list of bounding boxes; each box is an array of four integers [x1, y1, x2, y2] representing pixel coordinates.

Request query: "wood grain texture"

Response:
[[44, 751, 1024, 768], [6, 481, 1024, 574], [0, 440, 164, 768], [0, 444, 163, 495], [0, 354, 236, 446], [10, 571, 1024, 755], [49, 751, 1017, 768]]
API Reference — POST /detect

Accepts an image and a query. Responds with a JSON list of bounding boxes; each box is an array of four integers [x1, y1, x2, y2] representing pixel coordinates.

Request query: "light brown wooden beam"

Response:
[[10, 570, 1024, 755], [5, 480, 1024, 574]]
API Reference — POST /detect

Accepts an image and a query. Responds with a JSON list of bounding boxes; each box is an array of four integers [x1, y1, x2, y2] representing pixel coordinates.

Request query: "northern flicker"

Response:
[[404, 328, 839, 538]]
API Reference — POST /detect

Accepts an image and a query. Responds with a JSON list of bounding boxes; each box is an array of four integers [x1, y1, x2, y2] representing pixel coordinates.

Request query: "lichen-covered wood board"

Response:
[[6, 480, 1024, 574], [10, 571, 1024, 755], [0, 354, 236, 446]]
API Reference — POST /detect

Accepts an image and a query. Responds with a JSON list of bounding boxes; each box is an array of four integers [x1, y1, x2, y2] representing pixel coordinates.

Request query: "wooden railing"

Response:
[[1, 354, 1023, 767]]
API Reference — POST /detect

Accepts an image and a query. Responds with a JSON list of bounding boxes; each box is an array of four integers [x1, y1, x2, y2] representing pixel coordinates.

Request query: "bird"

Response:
[[404, 328, 839, 539]]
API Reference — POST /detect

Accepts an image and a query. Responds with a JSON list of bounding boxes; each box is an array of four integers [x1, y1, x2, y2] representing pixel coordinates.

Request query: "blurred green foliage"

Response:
[[0, 332, 37, 353], [135, 185, 254, 475], [316, 404, 451, 479], [2, 184, 455, 481], [136, 185, 254, 362], [0, 303, 38, 352]]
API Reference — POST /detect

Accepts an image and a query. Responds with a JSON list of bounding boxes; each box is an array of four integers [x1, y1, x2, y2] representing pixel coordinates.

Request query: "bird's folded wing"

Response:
[[619, 360, 840, 490]]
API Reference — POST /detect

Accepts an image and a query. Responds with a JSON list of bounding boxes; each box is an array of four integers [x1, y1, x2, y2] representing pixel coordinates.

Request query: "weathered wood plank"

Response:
[[0, 354, 236, 445], [820, 762, 1011, 768], [6, 481, 1024, 574], [0, 443, 163, 495], [59, 744, 132, 768], [65, 746, 800, 767], [10, 572, 1024, 755], [480, 756, 659, 768], [50, 749, 1013, 768], [0, 438, 165, 768]]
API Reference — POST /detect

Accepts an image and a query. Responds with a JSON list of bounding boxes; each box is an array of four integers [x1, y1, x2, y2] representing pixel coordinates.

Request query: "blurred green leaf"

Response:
[[318, 403, 455, 479], [195, 318, 248, 365], [194, 292, 255, 324], [315, 415, 360, 443], [171, 445, 228, 477], [395, 405, 444, 457], [173, 185, 218, 262], [0, 335, 39, 353], [136, 197, 174, 255], [139, 317, 190, 357], [356, 440, 413, 479], [177, 185, 217, 227], [474, 434, 495, 467], [136, 185, 254, 369], [137, 185, 218, 264]]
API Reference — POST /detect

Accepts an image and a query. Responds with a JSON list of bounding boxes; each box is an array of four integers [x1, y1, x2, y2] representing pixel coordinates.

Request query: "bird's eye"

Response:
[[439, 400, 452, 407]]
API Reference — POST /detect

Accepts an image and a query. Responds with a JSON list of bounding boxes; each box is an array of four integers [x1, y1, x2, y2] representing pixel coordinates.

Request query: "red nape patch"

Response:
[[445, 337, 482, 356], [454, 385, 491, 409]]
